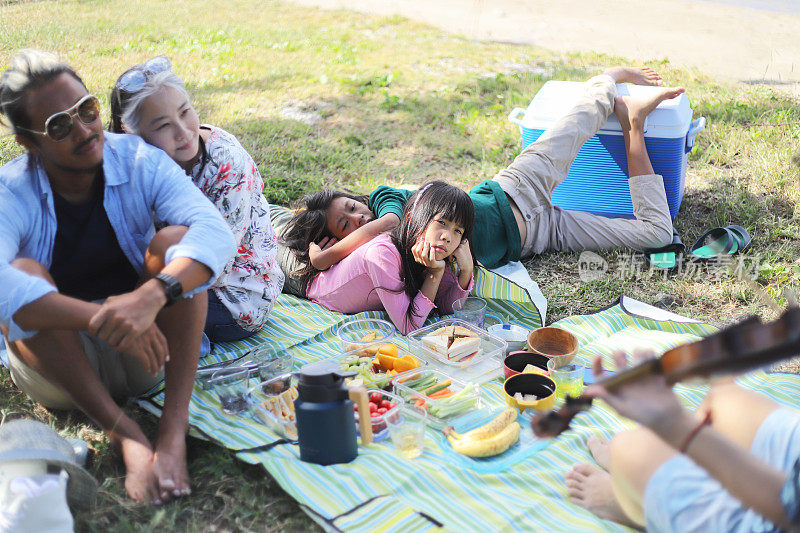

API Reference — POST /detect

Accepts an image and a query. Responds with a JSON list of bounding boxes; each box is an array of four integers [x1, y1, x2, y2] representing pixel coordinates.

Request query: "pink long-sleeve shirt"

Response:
[[307, 234, 473, 334]]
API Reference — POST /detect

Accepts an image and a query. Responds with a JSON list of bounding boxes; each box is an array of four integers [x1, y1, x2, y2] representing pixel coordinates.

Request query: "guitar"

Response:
[[531, 306, 800, 438]]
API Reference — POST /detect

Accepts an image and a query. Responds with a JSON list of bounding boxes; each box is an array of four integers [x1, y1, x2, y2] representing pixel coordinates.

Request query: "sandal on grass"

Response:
[[725, 224, 752, 253], [643, 227, 685, 269], [688, 225, 750, 261]]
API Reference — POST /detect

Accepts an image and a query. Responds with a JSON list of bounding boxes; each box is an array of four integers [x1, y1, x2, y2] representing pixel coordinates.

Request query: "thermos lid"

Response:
[[296, 362, 355, 402]]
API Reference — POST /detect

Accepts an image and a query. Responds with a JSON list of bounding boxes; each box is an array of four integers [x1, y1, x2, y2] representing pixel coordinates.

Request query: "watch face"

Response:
[[156, 274, 183, 305]]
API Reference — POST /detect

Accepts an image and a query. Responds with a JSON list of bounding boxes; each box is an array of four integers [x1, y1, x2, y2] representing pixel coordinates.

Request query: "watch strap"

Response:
[[154, 273, 183, 307]]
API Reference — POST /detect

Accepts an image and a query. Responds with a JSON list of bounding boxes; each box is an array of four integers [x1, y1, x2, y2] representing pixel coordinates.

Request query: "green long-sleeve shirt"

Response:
[[368, 181, 520, 269]]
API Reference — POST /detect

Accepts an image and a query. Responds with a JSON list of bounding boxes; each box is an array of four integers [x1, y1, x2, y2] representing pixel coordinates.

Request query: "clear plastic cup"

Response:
[[210, 366, 251, 414], [250, 344, 293, 382], [547, 356, 586, 402], [387, 411, 426, 458], [452, 297, 487, 327]]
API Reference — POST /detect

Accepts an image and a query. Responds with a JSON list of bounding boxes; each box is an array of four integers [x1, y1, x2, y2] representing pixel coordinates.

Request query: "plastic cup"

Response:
[[387, 412, 426, 459], [210, 366, 251, 414], [250, 344, 293, 382], [452, 297, 487, 327], [547, 356, 586, 402]]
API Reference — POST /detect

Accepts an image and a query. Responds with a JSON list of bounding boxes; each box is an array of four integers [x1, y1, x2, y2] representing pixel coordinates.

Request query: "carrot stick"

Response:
[[422, 380, 451, 396]]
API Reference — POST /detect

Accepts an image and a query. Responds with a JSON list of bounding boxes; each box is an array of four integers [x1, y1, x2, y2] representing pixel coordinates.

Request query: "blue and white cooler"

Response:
[[508, 81, 705, 219]]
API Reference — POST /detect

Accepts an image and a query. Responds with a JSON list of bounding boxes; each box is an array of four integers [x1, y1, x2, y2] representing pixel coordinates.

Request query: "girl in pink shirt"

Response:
[[303, 181, 476, 334]]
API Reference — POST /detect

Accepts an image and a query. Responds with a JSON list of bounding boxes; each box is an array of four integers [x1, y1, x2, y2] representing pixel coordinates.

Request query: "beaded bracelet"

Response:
[[679, 410, 712, 454]]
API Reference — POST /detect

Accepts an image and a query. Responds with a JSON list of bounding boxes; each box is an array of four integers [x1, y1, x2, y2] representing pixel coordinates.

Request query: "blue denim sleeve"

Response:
[[144, 149, 236, 297], [781, 457, 800, 525], [0, 183, 58, 341]]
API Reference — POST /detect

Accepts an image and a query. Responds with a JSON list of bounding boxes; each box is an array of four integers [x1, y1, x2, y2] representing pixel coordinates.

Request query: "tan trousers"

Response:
[[493, 75, 673, 257], [5, 332, 163, 410]]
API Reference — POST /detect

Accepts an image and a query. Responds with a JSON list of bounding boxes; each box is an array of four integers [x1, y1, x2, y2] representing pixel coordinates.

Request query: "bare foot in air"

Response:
[[152, 434, 191, 503], [614, 86, 685, 131], [565, 463, 637, 527], [587, 436, 611, 470], [120, 436, 159, 503], [603, 66, 663, 86]]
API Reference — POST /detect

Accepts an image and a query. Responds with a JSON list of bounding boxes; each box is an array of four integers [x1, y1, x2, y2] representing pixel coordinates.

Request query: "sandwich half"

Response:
[[421, 325, 482, 361]]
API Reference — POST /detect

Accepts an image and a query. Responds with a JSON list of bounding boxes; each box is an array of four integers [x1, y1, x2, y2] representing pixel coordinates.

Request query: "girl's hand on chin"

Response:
[[411, 237, 446, 272], [452, 239, 473, 272]]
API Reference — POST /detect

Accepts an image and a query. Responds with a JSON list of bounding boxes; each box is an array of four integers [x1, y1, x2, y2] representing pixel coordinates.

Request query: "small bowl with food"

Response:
[[503, 372, 556, 413], [502, 351, 550, 380]]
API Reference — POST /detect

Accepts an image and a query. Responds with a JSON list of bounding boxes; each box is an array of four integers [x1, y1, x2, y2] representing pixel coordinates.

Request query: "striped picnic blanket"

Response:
[[137, 290, 800, 532]]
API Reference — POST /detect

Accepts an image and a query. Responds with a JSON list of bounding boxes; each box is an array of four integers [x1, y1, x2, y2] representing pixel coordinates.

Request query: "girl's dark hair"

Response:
[[391, 181, 475, 328], [280, 189, 369, 288]]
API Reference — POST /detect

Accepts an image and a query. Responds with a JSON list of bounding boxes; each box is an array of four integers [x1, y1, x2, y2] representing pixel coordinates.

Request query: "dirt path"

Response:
[[288, 0, 800, 95]]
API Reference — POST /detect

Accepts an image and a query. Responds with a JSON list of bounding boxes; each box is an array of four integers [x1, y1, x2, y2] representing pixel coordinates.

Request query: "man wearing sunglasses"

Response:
[[0, 50, 236, 505]]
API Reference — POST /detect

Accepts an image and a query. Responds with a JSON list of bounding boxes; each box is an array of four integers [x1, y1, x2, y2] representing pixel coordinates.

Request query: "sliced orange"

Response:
[[377, 343, 399, 358], [377, 352, 395, 370]]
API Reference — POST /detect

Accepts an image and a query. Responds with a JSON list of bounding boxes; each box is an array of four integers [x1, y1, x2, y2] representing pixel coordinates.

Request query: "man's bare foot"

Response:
[[119, 437, 159, 503], [603, 66, 663, 86], [566, 463, 637, 527], [587, 436, 611, 470], [614, 87, 685, 131], [152, 435, 191, 503]]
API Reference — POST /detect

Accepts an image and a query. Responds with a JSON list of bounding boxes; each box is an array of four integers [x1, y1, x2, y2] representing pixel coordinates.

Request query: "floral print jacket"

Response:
[[190, 125, 284, 331]]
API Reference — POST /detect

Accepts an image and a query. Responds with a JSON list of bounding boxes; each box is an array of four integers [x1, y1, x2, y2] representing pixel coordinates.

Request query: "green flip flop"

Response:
[[689, 227, 739, 261], [643, 227, 685, 269], [726, 224, 752, 253]]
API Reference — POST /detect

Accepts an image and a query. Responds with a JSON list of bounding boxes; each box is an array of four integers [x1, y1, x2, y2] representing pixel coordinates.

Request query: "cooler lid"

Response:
[[514, 80, 693, 137]]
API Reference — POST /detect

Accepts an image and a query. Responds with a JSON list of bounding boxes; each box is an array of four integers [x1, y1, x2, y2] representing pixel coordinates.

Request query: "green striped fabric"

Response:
[[138, 291, 800, 532]]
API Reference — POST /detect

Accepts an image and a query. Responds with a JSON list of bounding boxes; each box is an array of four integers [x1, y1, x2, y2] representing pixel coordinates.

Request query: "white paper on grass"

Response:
[[620, 295, 699, 323], [488, 261, 548, 322]]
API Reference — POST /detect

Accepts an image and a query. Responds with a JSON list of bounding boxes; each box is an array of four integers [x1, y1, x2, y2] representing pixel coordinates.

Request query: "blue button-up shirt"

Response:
[[0, 132, 236, 341]]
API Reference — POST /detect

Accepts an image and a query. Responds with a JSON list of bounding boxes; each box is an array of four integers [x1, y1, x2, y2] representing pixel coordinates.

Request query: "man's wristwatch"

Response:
[[154, 273, 183, 307]]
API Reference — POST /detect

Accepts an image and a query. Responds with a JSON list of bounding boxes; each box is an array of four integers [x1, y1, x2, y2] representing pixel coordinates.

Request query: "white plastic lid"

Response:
[[515, 80, 693, 138]]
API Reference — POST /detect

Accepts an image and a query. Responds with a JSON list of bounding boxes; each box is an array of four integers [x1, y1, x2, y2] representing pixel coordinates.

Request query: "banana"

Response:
[[444, 407, 517, 442], [444, 422, 520, 457]]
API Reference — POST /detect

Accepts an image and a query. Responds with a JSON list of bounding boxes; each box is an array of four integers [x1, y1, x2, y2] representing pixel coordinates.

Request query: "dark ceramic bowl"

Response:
[[503, 351, 550, 380], [503, 372, 556, 412]]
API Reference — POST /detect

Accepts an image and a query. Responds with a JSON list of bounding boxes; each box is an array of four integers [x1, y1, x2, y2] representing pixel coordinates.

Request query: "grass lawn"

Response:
[[1, 0, 799, 530]]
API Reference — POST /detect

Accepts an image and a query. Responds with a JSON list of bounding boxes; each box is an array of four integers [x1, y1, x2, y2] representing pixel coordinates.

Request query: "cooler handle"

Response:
[[685, 117, 706, 153], [508, 107, 526, 126]]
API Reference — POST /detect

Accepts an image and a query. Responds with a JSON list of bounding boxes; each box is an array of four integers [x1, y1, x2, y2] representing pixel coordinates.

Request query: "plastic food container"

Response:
[[245, 373, 298, 441], [354, 389, 404, 442], [509, 81, 705, 220], [406, 319, 508, 383], [392, 368, 482, 428], [195, 360, 258, 390], [249, 344, 294, 381], [332, 340, 427, 390], [336, 318, 396, 353]]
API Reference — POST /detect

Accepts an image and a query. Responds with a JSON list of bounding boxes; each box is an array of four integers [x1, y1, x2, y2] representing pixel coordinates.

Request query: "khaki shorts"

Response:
[[6, 332, 163, 410]]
